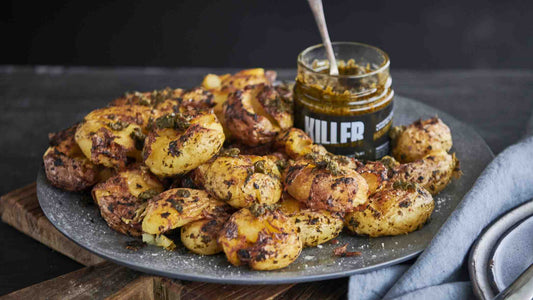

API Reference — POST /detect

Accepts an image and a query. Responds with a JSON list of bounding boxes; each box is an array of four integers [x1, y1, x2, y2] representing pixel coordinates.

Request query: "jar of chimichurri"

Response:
[[294, 42, 394, 160]]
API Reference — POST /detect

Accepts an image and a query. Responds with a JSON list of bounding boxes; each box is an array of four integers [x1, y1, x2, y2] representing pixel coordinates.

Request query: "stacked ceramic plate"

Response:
[[469, 200, 533, 299]]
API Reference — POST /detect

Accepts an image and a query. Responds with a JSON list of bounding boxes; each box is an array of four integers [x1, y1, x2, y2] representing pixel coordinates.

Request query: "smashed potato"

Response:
[[279, 194, 344, 247], [391, 117, 452, 163], [142, 188, 230, 235], [75, 105, 152, 168], [355, 161, 390, 195], [224, 84, 293, 146], [92, 165, 164, 236], [42, 68, 464, 272], [218, 207, 302, 270], [345, 182, 434, 237], [193, 155, 282, 208], [143, 110, 225, 177], [43, 126, 100, 191], [181, 216, 228, 255], [109, 88, 183, 107], [284, 159, 368, 212], [389, 150, 461, 195], [202, 69, 276, 133]]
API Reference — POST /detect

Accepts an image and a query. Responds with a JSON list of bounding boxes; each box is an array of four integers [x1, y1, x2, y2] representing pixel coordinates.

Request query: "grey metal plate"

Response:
[[37, 95, 494, 284], [469, 200, 533, 299]]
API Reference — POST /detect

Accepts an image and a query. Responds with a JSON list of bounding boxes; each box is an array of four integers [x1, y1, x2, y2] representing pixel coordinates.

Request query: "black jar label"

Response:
[[294, 101, 393, 160]]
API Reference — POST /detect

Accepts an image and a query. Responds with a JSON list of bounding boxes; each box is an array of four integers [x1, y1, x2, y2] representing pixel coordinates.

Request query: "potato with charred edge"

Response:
[[345, 181, 434, 237], [279, 194, 344, 247], [181, 214, 229, 255], [143, 109, 225, 177], [284, 158, 368, 212], [202, 68, 277, 137], [274, 128, 323, 159], [355, 161, 390, 195], [391, 117, 452, 163], [142, 188, 230, 235], [75, 105, 152, 169], [193, 155, 282, 208], [218, 207, 302, 270], [223, 84, 293, 146], [44, 126, 100, 191], [387, 150, 461, 195], [109, 88, 184, 107], [92, 165, 164, 236]]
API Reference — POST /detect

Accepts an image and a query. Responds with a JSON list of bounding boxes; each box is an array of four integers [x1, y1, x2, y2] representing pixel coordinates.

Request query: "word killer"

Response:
[[304, 116, 365, 145]]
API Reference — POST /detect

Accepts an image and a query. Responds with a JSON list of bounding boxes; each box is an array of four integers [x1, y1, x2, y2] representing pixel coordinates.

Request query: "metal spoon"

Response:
[[307, 0, 339, 76], [493, 263, 533, 300]]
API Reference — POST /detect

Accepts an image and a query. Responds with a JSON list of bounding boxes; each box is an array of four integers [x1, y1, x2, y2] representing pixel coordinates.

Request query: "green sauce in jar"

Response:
[[293, 42, 394, 160]]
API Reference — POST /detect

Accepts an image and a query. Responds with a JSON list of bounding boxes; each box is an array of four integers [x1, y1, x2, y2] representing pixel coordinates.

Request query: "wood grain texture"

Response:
[[0, 184, 342, 299], [0, 183, 105, 266]]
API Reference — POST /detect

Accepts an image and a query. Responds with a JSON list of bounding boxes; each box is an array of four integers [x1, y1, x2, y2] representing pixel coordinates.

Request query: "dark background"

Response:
[[2, 0, 532, 68]]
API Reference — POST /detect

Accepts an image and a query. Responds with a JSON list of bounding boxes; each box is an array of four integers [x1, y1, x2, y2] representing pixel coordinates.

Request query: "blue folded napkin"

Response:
[[349, 134, 533, 300]]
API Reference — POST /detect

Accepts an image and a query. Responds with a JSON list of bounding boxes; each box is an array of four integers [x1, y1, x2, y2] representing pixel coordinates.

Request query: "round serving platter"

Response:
[[37, 95, 494, 284]]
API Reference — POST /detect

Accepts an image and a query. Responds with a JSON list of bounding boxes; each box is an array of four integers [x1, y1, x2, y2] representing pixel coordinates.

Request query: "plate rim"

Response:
[[37, 94, 494, 284], [488, 214, 533, 292], [468, 199, 533, 299]]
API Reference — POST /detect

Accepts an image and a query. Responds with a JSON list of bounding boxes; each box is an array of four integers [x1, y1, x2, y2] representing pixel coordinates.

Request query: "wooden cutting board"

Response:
[[0, 184, 347, 299]]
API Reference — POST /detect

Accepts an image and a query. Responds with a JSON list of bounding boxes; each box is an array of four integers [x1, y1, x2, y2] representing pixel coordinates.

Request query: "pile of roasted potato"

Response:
[[43, 68, 461, 271]]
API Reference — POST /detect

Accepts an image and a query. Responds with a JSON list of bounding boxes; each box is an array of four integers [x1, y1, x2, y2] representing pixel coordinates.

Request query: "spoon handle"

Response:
[[307, 0, 339, 75], [494, 263, 533, 300]]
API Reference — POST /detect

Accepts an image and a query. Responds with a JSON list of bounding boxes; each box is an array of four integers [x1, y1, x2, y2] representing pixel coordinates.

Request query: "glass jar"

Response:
[[293, 42, 394, 160]]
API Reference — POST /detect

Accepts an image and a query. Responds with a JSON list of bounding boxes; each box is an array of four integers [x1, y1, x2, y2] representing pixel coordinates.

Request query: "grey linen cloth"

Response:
[[349, 135, 533, 300]]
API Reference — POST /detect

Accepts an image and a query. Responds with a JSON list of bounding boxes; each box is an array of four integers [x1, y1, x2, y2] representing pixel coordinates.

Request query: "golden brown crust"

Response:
[[92, 165, 164, 236], [390, 150, 460, 195], [355, 161, 390, 195], [218, 208, 302, 270], [284, 159, 368, 212], [109, 88, 184, 107], [142, 110, 225, 177], [192, 155, 282, 208], [43, 126, 99, 191], [279, 195, 344, 247], [391, 117, 453, 163], [181, 214, 229, 255], [345, 182, 434, 237], [223, 88, 278, 146], [75, 105, 153, 169], [142, 188, 231, 235]]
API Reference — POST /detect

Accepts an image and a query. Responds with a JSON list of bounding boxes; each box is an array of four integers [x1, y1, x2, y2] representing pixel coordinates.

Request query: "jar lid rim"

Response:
[[297, 42, 390, 79]]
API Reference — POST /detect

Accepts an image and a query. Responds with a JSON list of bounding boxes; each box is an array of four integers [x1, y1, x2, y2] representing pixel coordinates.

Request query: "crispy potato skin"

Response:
[[44, 126, 100, 191], [218, 208, 302, 270], [181, 216, 228, 255], [391, 150, 460, 195], [202, 68, 276, 139], [391, 117, 452, 163], [345, 183, 434, 237], [143, 110, 225, 177], [224, 85, 292, 146], [75, 105, 152, 168], [179, 87, 217, 110], [355, 161, 390, 195], [284, 160, 368, 212], [193, 155, 282, 208], [92, 165, 164, 236], [274, 128, 314, 159], [279, 195, 344, 247], [109, 88, 184, 107], [142, 188, 230, 235]]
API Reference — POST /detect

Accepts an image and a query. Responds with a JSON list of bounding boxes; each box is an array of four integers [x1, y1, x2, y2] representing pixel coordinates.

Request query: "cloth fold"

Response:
[[349, 135, 533, 300]]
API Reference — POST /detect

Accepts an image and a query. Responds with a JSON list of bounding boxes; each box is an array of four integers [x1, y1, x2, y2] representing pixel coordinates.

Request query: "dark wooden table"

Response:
[[1, 67, 532, 296]]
